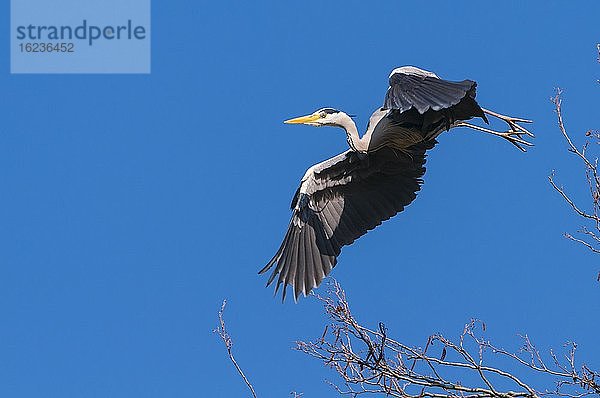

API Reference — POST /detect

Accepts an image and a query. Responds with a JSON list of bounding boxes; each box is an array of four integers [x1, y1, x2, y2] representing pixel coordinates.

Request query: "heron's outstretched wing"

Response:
[[363, 67, 488, 151], [384, 66, 485, 115], [259, 141, 436, 301]]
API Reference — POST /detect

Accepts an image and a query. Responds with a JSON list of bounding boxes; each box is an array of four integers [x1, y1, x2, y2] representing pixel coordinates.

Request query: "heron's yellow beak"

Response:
[[284, 113, 320, 124]]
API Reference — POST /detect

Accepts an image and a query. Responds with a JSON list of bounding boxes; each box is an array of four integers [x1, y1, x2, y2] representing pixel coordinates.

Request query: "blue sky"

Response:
[[1, 1, 599, 397]]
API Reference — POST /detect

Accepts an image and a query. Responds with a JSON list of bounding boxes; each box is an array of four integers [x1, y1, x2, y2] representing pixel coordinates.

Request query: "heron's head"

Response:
[[284, 108, 352, 128]]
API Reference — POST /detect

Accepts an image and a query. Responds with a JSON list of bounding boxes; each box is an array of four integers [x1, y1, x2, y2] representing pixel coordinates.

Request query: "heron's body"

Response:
[[260, 66, 533, 301]]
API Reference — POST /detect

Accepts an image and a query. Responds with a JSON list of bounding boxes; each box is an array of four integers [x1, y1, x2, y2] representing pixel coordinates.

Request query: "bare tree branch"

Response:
[[548, 46, 600, 280], [297, 281, 600, 398], [548, 88, 600, 276], [214, 300, 258, 398], [564, 233, 600, 254]]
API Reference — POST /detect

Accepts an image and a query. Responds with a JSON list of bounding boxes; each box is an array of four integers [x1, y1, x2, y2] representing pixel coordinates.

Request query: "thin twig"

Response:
[[564, 233, 600, 254], [548, 173, 600, 222], [215, 300, 258, 398]]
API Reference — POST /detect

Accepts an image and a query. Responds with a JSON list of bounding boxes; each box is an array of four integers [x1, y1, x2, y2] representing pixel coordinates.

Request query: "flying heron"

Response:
[[259, 66, 533, 301]]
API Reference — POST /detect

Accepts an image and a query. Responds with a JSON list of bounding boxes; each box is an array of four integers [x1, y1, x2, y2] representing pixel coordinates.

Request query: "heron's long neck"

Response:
[[338, 115, 368, 153]]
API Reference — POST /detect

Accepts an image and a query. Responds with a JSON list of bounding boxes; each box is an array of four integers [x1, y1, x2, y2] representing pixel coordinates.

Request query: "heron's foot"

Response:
[[455, 122, 534, 152], [482, 108, 534, 140], [494, 128, 534, 152]]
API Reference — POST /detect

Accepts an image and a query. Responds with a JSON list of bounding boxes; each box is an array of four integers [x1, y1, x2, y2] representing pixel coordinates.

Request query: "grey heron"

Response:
[[259, 66, 533, 301]]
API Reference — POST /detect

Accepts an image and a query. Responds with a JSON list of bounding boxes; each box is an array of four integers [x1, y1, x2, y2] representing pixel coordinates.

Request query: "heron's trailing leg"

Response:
[[456, 108, 534, 151]]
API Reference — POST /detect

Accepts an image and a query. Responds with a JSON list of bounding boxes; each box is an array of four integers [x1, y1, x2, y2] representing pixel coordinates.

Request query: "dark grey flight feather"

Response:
[[259, 141, 436, 301]]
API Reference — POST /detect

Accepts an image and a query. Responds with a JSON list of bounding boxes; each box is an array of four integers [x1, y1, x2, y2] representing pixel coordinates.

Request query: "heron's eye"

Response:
[[319, 112, 326, 118]]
